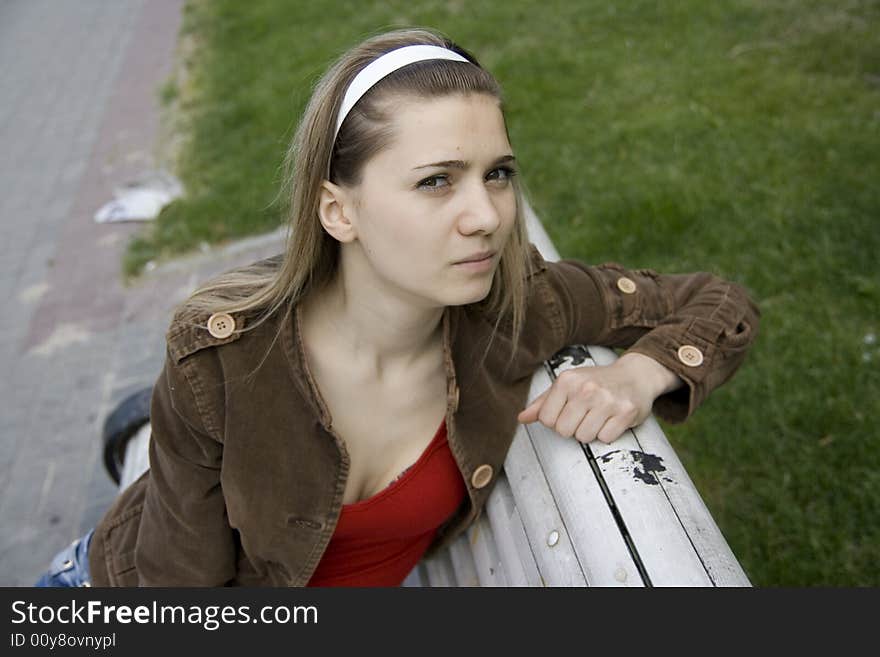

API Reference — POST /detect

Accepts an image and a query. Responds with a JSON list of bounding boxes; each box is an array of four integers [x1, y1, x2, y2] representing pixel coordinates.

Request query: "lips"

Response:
[[455, 250, 496, 264]]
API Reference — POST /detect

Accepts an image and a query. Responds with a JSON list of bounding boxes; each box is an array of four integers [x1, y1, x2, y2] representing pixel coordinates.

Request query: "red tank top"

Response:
[[307, 419, 466, 587]]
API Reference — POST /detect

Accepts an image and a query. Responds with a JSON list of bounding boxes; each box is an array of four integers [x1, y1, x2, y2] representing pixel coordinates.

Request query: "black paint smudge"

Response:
[[548, 345, 591, 371], [599, 450, 668, 486], [598, 451, 619, 464], [630, 451, 667, 485]]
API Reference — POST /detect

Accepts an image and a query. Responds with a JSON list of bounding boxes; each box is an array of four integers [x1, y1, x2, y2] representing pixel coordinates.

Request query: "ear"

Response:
[[317, 180, 358, 243]]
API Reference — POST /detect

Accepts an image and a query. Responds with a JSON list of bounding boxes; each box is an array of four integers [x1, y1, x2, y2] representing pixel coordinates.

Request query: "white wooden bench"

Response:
[[115, 202, 751, 587]]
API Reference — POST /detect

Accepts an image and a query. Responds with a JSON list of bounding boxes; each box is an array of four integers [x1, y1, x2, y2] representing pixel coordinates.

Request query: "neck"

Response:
[[302, 254, 444, 381]]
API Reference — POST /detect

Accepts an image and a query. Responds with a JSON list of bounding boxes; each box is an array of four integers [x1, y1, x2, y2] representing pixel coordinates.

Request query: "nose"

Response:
[[458, 179, 503, 236]]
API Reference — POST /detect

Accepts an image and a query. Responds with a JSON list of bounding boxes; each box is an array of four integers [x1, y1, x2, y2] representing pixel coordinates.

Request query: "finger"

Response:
[[517, 389, 549, 423], [596, 415, 631, 444], [596, 399, 642, 443], [574, 407, 612, 444], [554, 394, 592, 438], [517, 404, 538, 423], [535, 380, 571, 429]]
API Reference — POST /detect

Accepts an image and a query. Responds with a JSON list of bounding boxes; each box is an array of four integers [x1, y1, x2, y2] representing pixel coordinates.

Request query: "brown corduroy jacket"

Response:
[[88, 245, 760, 586]]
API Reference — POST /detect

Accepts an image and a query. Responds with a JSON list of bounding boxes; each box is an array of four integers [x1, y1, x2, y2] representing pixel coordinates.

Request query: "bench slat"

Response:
[[585, 344, 750, 586], [485, 475, 543, 586], [118, 424, 151, 486], [421, 549, 457, 587], [576, 345, 750, 586], [448, 536, 480, 586], [631, 415, 750, 586], [522, 367, 644, 586], [467, 512, 509, 586], [548, 350, 711, 585], [503, 422, 588, 586]]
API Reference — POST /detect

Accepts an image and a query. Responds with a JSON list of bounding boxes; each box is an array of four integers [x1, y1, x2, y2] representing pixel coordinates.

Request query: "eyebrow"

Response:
[[412, 155, 517, 170]]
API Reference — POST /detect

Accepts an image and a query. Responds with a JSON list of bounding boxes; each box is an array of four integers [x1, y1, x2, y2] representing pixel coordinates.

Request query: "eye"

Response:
[[486, 166, 517, 185], [416, 174, 450, 191]]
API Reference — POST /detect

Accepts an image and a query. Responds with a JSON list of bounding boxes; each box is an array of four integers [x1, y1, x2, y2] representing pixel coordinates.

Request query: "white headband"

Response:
[[333, 44, 469, 143]]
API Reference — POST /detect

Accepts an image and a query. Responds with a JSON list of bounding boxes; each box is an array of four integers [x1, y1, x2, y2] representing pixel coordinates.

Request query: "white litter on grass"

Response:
[[94, 171, 183, 223]]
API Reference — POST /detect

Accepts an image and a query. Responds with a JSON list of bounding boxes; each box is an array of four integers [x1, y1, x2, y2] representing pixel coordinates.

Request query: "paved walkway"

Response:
[[0, 0, 285, 585]]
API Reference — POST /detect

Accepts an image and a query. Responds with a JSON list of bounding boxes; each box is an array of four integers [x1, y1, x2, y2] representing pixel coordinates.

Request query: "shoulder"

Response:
[[165, 307, 252, 367], [159, 255, 290, 437], [164, 254, 286, 366], [165, 309, 242, 365]]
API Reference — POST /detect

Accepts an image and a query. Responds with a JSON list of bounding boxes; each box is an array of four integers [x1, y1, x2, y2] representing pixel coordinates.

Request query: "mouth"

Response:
[[453, 250, 497, 274], [454, 250, 496, 265]]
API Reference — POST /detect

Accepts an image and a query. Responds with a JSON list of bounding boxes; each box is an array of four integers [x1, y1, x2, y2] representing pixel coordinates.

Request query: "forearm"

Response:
[[546, 258, 759, 422]]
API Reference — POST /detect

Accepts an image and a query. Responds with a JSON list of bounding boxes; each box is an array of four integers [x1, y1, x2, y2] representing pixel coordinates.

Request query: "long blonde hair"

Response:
[[180, 27, 535, 369]]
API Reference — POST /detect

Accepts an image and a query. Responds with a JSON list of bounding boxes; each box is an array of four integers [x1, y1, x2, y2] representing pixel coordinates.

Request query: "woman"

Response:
[[35, 27, 759, 587]]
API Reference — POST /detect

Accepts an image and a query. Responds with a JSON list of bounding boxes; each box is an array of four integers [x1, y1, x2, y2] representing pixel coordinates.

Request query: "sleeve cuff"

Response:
[[623, 329, 712, 424]]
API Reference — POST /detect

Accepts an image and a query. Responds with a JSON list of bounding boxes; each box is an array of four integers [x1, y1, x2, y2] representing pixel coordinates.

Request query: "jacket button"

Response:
[[617, 277, 637, 294], [471, 464, 493, 489], [207, 313, 235, 339], [677, 345, 704, 367]]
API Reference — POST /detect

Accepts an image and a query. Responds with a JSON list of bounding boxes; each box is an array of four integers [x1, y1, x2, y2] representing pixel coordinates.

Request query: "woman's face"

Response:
[[342, 92, 518, 309]]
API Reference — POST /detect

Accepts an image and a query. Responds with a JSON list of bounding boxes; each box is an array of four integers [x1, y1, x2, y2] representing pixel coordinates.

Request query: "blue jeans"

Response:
[[34, 529, 94, 587]]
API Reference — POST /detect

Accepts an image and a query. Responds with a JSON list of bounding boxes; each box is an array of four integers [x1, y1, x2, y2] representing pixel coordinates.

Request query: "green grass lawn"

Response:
[[132, 0, 880, 585]]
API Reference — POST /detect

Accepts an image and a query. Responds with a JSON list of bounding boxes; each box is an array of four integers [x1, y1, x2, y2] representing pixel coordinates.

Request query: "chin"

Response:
[[444, 282, 493, 307]]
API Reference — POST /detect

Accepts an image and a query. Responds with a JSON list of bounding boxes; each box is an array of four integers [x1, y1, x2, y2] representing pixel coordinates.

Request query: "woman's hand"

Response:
[[516, 352, 684, 444]]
